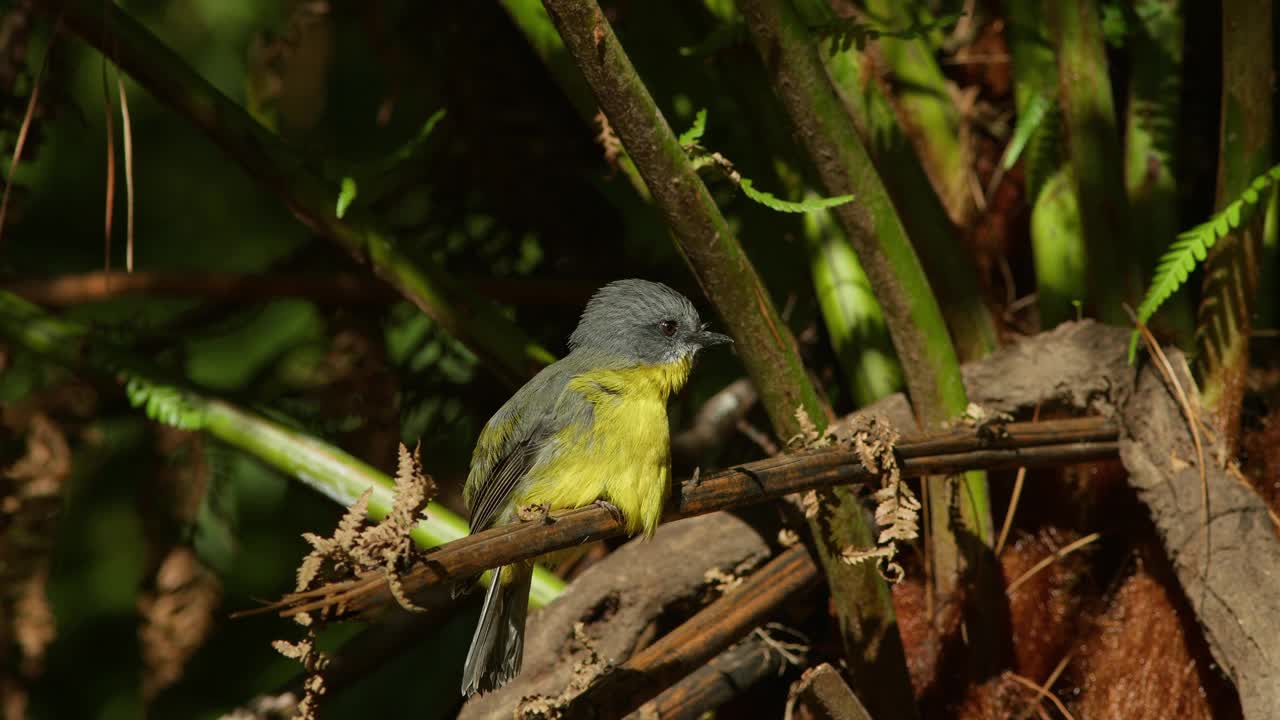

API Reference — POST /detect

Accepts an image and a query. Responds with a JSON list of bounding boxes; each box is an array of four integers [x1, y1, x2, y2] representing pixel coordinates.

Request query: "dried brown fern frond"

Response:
[[271, 442, 436, 716]]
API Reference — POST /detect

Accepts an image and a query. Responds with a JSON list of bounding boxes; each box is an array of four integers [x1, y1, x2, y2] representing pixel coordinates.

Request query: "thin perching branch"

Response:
[[264, 415, 1118, 621]]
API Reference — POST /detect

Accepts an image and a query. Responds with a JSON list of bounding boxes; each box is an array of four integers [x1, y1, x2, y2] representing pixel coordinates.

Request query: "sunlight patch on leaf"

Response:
[[335, 177, 357, 219]]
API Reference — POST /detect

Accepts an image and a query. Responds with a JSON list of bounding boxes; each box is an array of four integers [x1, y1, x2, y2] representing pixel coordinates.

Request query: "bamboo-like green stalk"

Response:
[[804, 205, 903, 406], [797, 0, 996, 361], [735, 0, 997, 705], [0, 291, 567, 607], [862, 0, 974, 228], [1125, 0, 1193, 344], [1195, 0, 1273, 449], [1006, 1, 1088, 328], [44, 0, 554, 388], [800, 8, 999, 655], [1052, 0, 1137, 324], [536, 1, 916, 714]]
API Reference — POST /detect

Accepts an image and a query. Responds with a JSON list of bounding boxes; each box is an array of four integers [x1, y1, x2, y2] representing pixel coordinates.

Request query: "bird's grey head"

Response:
[[568, 279, 733, 364]]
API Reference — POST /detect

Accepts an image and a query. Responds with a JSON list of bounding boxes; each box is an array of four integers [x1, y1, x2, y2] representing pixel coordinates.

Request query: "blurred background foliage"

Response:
[[1, 0, 1277, 718]]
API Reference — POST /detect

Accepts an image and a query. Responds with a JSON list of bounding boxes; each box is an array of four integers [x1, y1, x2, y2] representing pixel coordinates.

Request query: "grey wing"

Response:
[[466, 362, 592, 533]]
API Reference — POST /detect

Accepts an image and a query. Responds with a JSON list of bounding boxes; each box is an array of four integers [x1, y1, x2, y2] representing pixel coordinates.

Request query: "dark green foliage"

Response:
[[809, 11, 964, 55]]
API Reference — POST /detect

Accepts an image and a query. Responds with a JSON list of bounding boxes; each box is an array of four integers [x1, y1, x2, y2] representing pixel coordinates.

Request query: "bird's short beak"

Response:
[[695, 330, 734, 348]]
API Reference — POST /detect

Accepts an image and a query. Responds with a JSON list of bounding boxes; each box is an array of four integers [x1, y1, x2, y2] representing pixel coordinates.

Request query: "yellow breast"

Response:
[[517, 357, 691, 537]]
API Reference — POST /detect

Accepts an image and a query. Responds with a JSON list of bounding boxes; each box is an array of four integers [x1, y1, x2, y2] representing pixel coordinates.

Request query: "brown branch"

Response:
[[561, 544, 820, 719], [4, 271, 596, 307], [255, 417, 1118, 620], [622, 635, 792, 720]]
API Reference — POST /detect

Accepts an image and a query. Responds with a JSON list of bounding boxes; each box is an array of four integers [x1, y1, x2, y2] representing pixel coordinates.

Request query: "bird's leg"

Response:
[[517, 502, 554, 524], [593, 498, 625, 524]]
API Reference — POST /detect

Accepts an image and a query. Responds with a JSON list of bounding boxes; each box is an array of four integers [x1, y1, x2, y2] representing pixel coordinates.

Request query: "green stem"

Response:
[[803, 0, 996, 361], [739, 0, 1002, 684], [44, 0, 554, 388], [1195, 0, 1273, 449], [734, 0, 1001, 708], [804, 205, 903, 406], [1052, 0, 1137, 323], [0, 291, 567, 607], [537, 1, 914, 712]]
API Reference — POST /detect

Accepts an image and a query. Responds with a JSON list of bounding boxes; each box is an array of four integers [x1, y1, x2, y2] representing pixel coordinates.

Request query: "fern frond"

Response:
[[125, 376, 207, 430], [810, 12, 963, 56], [679, 109, 852, 214], [1129, 162, 1280, 360], [1025, 102, 1063, 200], [740, 179, 853, 213], [678, 109, 707, 147]]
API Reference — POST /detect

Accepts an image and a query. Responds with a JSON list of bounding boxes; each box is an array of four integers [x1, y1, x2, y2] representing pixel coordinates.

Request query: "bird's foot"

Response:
[[594, 499, 625, 524], [517, 503, 554, 524]]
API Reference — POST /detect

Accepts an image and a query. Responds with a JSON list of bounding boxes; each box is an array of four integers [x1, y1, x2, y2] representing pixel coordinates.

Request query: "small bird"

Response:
[[459, 279, 732, 696]]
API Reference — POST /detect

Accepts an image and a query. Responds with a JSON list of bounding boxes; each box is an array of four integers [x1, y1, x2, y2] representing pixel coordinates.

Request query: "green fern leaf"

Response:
[[126, 377, 207, 431], [739, 178, 853, 213], [1129, 160, 1280, 361], [679, 109, 708, 147]]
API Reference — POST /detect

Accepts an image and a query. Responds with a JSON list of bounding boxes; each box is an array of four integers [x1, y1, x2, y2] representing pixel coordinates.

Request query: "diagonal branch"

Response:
[[559, 544, 822, 720], [265, 416, 1118, 620], [40, 0, 553, 387], [622, 634, 793, 720]]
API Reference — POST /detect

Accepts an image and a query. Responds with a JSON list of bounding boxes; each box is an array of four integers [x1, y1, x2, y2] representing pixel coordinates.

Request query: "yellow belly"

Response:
[[515, 360, 688, 538]]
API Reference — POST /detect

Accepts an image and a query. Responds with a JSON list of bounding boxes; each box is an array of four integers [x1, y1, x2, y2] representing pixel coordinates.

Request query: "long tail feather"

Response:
[[460, 565, 531, 696]]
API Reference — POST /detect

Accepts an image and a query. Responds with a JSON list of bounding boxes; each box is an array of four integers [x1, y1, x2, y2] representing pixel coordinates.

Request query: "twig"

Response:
[[561, 544, 821, 720], [0, 15, 56, 248], [1015, 651, 1075, 720], [260, 417, 1119, 620], [116, 74, 135, 272], [996, 403, 1042, 556], [1005, 532, 1101, 594], [623, 635, 791, 720], [1007, 672, 1077, 720]]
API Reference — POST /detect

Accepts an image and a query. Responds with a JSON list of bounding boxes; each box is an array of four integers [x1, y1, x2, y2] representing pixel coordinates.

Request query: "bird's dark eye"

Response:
[[658, 319, 678, 337]]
